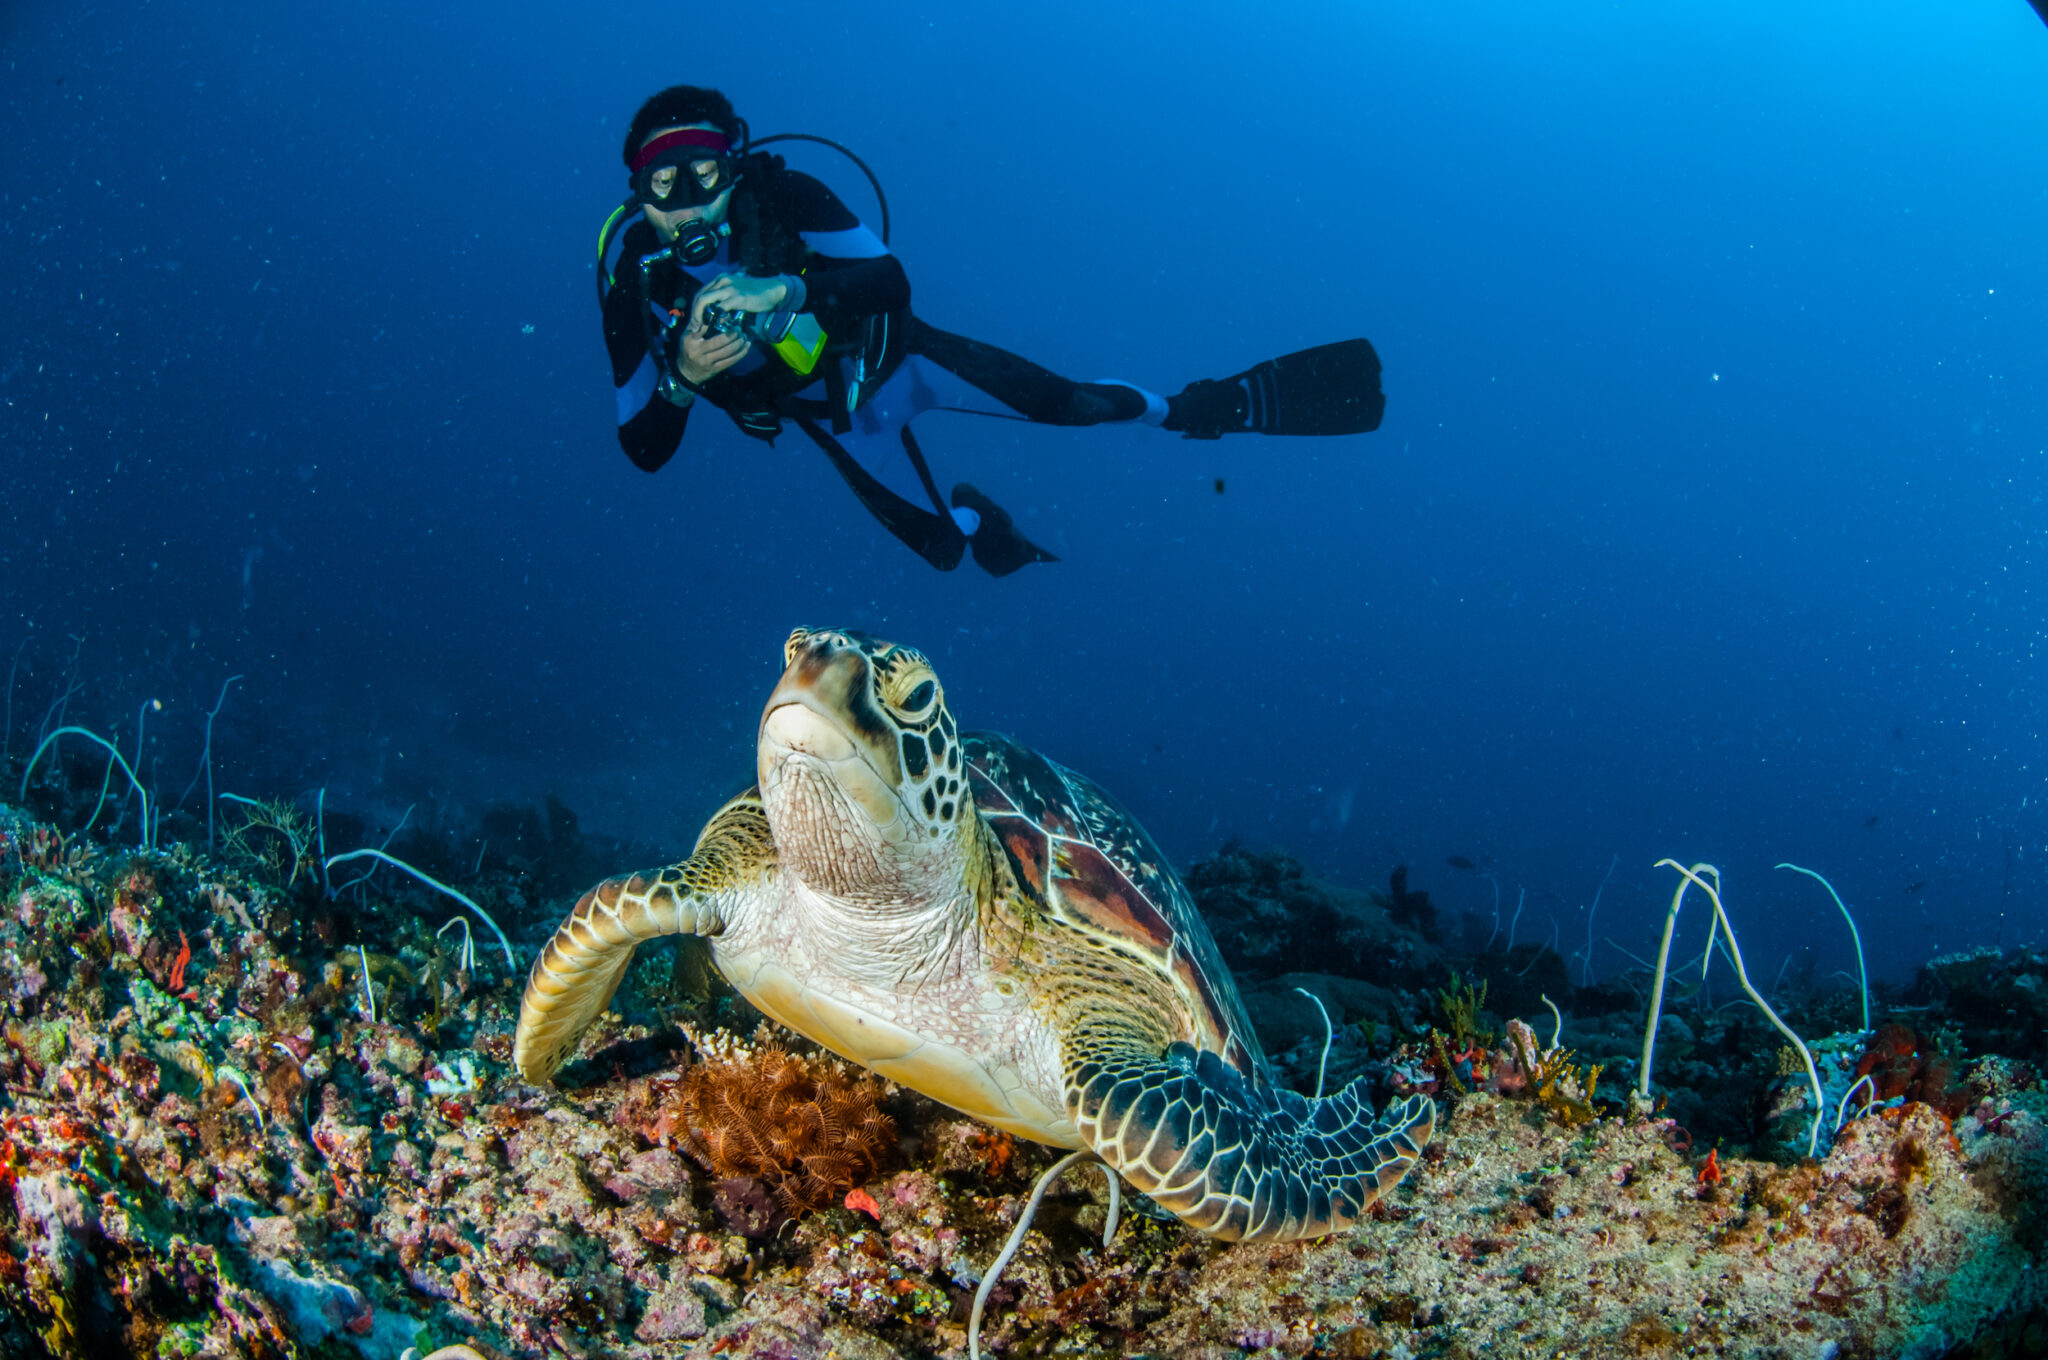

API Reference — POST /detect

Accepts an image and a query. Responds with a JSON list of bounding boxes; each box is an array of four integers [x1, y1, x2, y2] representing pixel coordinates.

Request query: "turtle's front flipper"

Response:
[[514, 791, 776, 1085], [1064, 1037, 1434, 1241]]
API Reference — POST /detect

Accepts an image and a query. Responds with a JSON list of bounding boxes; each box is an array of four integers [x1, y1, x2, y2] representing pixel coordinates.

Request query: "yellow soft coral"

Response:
[[1508, 1023, 1603, 1128]]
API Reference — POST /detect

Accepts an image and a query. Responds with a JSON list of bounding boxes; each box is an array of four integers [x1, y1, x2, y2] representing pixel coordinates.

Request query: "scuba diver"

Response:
[[601, 85, 1385, 576]]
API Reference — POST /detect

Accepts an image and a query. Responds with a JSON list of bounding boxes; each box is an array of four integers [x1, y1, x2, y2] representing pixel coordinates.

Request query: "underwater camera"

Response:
[[700, 303, 748, 336]]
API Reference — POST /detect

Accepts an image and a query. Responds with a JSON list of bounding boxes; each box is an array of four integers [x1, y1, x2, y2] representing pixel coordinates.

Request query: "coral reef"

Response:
[[1188, 846, 1443, 985], [1372, 864, 1439, 943], [2, 802, 2046, 1358], [1918, 945, 2048, 1064]]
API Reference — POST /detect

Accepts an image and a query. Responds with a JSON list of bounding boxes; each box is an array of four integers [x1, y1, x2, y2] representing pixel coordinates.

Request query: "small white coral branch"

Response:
[[323, 848, 515, 972], [1656, 860, 1827, 1156]]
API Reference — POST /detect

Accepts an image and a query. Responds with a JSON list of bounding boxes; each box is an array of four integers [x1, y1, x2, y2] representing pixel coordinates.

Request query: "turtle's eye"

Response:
[[888, 675, 937, 729], [894, 678, 938, 722]]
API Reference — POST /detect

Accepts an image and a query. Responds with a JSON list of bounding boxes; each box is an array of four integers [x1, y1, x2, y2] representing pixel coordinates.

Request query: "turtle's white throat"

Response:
[[757, 703, 977, 982]]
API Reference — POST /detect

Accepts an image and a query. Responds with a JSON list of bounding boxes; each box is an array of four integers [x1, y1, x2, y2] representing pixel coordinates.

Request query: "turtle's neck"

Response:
[[783, 847, 980, 989], [762, 773, 984, 988]]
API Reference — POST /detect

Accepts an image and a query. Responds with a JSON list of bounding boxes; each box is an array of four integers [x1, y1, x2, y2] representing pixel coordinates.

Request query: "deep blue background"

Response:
[[4, 1, 2045, 985]]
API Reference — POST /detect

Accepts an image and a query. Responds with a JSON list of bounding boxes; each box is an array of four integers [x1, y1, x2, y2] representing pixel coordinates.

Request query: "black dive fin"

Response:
[[1169, 338, 1384, 439], [951, 484, 1059, 578], [2033, 0, 2048, 29]]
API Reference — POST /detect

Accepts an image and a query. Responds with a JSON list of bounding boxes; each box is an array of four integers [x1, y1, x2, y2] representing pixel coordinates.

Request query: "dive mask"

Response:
[[630, 127, 736, 212]]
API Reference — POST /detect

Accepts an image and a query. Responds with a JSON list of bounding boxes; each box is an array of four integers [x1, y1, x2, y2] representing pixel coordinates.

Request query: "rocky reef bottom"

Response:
[[1, 804, 2045, 1359]]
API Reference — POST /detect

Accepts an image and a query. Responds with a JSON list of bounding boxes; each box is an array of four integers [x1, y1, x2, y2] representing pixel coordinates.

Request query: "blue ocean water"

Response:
[[2, 0, 2043, 988]]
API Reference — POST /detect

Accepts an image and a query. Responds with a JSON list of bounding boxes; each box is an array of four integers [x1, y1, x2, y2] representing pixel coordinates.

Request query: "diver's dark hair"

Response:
[[623, 86, 741, 166]]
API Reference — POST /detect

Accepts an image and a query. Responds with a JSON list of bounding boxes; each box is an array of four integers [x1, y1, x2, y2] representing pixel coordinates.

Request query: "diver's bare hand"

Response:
[[678, 295, 751, 383], [694, 272, 789, 315]]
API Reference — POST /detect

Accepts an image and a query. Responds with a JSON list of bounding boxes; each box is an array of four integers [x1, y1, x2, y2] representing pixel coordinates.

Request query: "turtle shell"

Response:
[[964, 731, 1266, 1080]]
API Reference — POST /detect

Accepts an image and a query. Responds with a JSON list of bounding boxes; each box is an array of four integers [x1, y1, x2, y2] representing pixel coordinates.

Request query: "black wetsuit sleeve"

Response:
[[775, 171, 910, 333], [602, 217, 691, 473]]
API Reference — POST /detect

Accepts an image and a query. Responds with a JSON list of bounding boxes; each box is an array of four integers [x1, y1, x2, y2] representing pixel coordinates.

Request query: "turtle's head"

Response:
[[758, 627, 973, 900]]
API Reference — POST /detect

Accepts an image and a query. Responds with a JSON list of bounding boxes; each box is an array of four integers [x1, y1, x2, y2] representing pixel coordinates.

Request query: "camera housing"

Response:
[[700, 303, 748, 336]]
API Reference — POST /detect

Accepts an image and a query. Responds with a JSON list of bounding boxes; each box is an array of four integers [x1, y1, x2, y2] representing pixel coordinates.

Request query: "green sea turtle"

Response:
[[514, 627, 1434, 1241]]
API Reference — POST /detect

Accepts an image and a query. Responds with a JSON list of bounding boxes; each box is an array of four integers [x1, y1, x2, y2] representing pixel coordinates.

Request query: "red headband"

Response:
[[630, 128, 732, 172]]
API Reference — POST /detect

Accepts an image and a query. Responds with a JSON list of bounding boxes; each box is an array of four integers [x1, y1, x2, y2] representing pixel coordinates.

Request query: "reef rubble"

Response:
[[1, 805, 2045, 1359]]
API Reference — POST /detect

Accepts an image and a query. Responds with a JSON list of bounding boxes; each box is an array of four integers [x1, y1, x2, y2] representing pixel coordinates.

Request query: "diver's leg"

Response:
[[904, 320, 1385, 440], [800, 349, 1059, 576], [793, 415, 968, 572], [907, 318, 1168, 428]]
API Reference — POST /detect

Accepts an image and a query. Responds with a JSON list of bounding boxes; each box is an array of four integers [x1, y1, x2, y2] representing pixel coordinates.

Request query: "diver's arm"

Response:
[[602, 225, 692, 472], [778, 171, 911, 330], [692, 173, 910, 329], [798, 253, 909, 328], [616, 365, 692, 472]]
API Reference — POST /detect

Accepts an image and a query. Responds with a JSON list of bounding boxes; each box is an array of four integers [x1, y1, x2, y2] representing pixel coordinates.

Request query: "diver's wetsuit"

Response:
[[602, 156, 1158, 575]]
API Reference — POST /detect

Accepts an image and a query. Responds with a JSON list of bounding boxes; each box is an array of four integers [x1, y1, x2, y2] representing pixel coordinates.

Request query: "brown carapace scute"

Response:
[[678, 1046, 894, 1214]]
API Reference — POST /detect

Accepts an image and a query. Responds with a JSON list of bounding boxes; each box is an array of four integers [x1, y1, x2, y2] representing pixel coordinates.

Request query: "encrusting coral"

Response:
[[677, 1045, 894, 1214]]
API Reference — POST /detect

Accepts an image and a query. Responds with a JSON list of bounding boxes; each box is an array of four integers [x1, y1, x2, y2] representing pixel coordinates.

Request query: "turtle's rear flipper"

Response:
[[951, 483, 1059, 578], [1164, 339, 1385, 440], [1065, 1038, 1434, 1241], [514, 791, 775, 1086]]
